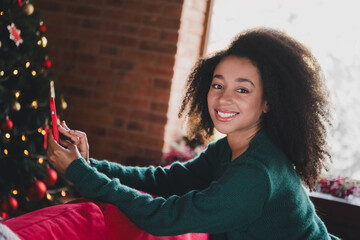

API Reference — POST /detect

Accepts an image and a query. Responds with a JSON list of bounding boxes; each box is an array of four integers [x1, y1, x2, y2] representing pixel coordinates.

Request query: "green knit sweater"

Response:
[[65, 131, 339, 240]]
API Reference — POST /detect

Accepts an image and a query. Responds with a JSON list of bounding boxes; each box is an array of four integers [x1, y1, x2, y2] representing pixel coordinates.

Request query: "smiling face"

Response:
[[207, 56, 268, 138]]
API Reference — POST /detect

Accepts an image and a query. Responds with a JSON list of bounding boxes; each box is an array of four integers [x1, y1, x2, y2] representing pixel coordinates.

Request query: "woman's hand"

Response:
[[47, 131, 81, 175], [57, 121, 90, 164]]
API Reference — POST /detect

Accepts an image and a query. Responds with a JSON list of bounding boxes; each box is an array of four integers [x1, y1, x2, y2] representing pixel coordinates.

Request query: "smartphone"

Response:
[[50, 81, 59, 143]]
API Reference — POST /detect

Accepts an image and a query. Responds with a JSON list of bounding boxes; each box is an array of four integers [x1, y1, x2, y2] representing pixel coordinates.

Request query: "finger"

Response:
[[61, 121, 71, 131], [59, 139, 72, 148], [58, 124, 80, 144], [68, 130, 87, 140], [48, 131, 67, 151]]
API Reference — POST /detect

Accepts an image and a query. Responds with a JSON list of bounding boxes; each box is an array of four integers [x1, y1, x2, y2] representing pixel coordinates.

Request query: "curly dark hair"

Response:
[[179, 27, 332, 190]]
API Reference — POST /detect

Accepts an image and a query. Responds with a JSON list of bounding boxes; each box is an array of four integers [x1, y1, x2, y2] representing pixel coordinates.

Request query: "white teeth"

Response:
[[217, 111, 237, 118]]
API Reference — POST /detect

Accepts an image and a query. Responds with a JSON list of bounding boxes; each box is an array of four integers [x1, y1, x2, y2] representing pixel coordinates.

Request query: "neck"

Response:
[[227, 128, 260, 161]]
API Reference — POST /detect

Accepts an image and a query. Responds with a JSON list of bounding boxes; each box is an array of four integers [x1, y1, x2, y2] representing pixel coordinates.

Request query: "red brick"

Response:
[[127, 120, 147, 132], [147, 123, 165, 136], [35, 0, 66, 12], [104, 0, 124, 8], [124, 1, 164, 15], [112, 95, 150, 110], [157, 55, 176, 68], [100, 20, 120, 32], [116, 83, 135, 96], [121, 49, 158, 63], [130, 110, 168, 125], [140, 40, 177, 54], [65, 4, 101, 16], [163, 5, 183, 18], [151, 101, 169, 113], [103, 9, 143, 24], [143, 15, 181, 29], [110, 105, 130, 117], [160, 30, 179, 42], [135, 75, 153, 86], [119, 24, 140, 36], [102, 33, 139, 48], [140, 27, 161, 39], [153, 78, 172, 90], [135, 64, 174, 78], [134, 86, 171, 101], [82, 18, 102, 30]]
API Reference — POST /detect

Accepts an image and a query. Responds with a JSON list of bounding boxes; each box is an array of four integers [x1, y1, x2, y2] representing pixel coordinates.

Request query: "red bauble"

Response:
[[0, 211, 9, 221], [38, 25, 47, 32], [43, 60, 51, 68], [27, 180, 47, 201], [0, 197, 18, 213], [1, 118, 13, 131], [43, 168, 58, 187]]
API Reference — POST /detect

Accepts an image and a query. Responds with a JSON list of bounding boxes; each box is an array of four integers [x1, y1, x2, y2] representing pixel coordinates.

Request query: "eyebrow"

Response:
[[213, 74, 255, 87]]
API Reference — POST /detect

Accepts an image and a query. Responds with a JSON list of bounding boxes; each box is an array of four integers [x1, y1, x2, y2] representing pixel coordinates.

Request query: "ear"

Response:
[[263, 101, 270, 113]]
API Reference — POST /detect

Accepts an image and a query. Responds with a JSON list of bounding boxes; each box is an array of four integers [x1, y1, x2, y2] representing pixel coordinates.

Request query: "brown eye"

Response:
[[212, 84, 223, 89], [236, 88, 249, 93]]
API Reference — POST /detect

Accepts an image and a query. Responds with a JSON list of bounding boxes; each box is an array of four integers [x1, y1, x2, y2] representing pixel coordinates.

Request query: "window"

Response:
[[206, 0, 360, 178]]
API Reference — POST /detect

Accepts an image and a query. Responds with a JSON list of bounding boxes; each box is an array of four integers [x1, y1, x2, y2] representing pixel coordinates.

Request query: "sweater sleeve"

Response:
[[65, 157, 269, 236], [87, 142, 218, 197]]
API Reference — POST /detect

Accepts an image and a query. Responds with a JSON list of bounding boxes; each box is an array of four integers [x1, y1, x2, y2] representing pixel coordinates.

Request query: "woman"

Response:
[[47, 27, 338, 239]]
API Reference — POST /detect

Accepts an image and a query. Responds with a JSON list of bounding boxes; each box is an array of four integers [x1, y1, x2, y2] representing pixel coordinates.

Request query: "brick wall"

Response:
[[35, 0, 210, 166]]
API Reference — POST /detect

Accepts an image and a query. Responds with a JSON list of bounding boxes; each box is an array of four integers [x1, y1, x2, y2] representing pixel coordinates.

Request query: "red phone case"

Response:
[[50, 81, 59, 142]]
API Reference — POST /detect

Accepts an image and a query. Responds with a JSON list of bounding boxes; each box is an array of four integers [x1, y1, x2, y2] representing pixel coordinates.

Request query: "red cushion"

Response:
[[3, 202, 107, 240], [3, 199, 209, 240], [72, 198, 209, 240]]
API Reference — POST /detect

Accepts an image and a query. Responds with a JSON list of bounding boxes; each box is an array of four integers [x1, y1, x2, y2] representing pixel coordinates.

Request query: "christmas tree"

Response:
[[0, 0, 72, 220]]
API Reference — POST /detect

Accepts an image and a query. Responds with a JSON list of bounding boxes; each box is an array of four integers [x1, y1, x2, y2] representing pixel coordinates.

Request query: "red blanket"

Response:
[[3, 199, 209, 240]]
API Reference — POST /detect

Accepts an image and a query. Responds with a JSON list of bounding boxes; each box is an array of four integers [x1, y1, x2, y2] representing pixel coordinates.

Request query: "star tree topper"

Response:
[[7, 22, 23, 47]]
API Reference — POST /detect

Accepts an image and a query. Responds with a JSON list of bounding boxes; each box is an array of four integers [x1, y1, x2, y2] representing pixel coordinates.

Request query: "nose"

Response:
[[218, 89, 233, 105]]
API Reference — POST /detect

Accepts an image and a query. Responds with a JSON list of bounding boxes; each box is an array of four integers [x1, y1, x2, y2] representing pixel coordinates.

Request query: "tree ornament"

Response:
[[38, 25, 47, 32], [17, 0, 23, 7], [43, 59, 51, 68], [0, 197, 18, 213], [12, 101, 21, 111], [43, 168, 58, 187], [7, 23, 23, 47], [23, 3, 34, 16], [27, 180, 47, 201], [0, 211, 9, 222], [1, 117, 13, 131], [0, 40, 2, 48]]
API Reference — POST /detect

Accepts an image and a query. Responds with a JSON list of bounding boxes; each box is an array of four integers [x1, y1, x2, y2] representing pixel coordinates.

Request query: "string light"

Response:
[[61, 190, 66, 197], [0, 71, 4, 76], [37, 40, 42, 46], [46, 193, 53, 201], [4, 149, 8, 155], [21, 134, 27, 141], [38, 157, 44, 164], [0, 11, 3, 16], [15, 90, 20, 99], [5, 133, 11, 139], [38, 128, 42, 133], [31, 70, 37, 76], [25, 62, 30, 68], [31, 100, 38, 109], [24, 149, 29, 156], [41, 36, 48, 47], [13, 69, 18, 75], [12, 190, 18, 195], [41, 129, 46, 135]]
